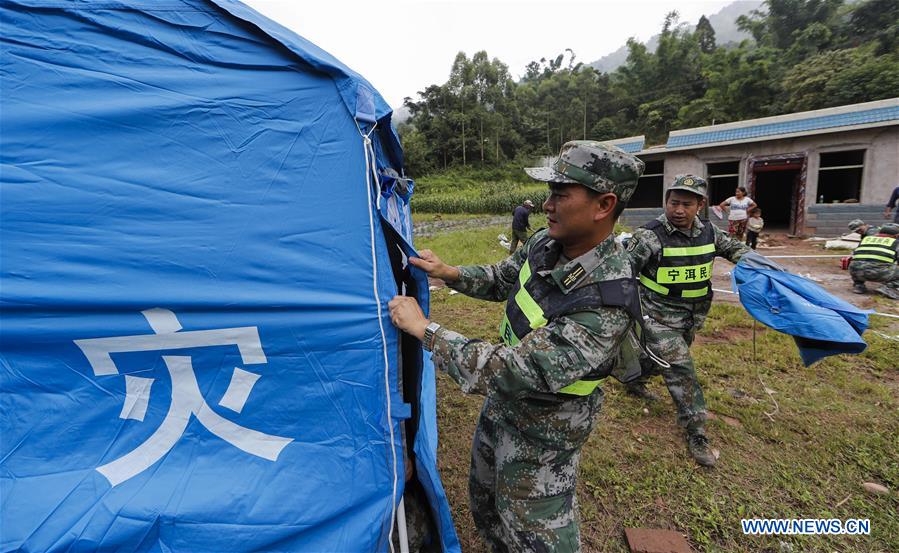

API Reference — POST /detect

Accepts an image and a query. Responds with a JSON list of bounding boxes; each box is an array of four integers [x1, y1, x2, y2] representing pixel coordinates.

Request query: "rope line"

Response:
[[359, 124, 401, 553]]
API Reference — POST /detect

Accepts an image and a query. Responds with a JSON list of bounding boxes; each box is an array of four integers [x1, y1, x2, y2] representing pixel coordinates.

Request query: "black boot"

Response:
[[851, 283, 868, 294], [875, 285, 899, 300], [686, 431, 716, 467], [624, 381, 659, 402]]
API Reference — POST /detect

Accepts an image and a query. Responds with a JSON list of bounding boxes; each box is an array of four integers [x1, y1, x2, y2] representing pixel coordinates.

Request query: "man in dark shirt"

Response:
[[509, 199, 534, 254], [884, 186, 899, 224]]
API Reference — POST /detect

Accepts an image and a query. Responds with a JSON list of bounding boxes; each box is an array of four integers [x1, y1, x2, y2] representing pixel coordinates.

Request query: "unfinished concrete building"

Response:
[[613, 97, 899, 236]]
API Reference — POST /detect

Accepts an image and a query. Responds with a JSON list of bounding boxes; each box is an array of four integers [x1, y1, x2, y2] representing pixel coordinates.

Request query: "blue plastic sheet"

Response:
[[732, 260, 871, 366], [0, 1, 458, 550]]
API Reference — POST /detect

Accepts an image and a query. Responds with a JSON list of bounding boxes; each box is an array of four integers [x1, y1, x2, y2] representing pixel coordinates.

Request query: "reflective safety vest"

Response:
[[638, 219, 716, 302], [498, 234, 644, 396], [853, 234, 898, 264]]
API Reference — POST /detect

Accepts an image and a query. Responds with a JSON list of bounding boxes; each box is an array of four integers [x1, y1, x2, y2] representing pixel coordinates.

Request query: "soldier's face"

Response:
[[543, 183, 606, 243], [665, 190, 704, 229]]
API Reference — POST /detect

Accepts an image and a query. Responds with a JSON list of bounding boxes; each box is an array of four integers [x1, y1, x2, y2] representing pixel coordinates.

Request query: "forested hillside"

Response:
[[586, 0, 761, 74], [398, 0, 898, 177]]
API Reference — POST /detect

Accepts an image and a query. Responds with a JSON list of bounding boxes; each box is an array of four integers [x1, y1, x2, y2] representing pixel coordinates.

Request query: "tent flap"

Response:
[[0, 1, 456, 551]]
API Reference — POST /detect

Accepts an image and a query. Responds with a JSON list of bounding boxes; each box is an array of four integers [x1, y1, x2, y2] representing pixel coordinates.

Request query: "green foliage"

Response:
[[401, 0, 899, 180], [413, 163, 529, 192], [412, 183, 547, 214], [415, 220, 514, 266], [847, 0, 899, 55], [696, 15, 717, 54], [783, 47, 899, 112]]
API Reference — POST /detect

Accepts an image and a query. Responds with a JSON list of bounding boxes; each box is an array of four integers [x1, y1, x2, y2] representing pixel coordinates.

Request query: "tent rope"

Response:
[[359, 123, 402, 553]]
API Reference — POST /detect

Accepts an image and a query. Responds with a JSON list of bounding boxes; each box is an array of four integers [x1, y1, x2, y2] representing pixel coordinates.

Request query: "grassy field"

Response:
[[411, 182, 547, 214], [411, 166, 547, 214], [416, 222, 899, 552]]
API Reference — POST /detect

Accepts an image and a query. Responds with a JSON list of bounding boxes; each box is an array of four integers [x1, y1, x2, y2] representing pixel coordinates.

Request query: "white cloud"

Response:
[[245, 0, 735, 107]]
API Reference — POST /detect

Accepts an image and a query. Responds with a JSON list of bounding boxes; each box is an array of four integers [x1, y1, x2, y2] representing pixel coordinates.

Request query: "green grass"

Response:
[[411, 164, 549, 213], [419, 218, 899, 553], [415, 216, 548, 266], [413, 163, 533, 193], [412, 213, 496, 224]]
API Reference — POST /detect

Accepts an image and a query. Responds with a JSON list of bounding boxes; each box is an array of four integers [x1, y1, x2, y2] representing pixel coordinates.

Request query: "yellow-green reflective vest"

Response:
[[853, 235, 898, 264], [498, 235, 644, 396], [638, 219, 716, 302]]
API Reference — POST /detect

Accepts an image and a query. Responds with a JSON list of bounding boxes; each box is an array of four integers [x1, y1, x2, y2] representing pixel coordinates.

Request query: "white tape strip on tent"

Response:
[[358, 123, 409, 553]]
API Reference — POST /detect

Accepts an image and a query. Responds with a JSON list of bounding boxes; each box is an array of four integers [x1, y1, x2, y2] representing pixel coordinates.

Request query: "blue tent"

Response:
[[732, 256, 871, 366], [0, 1, 458, 551]]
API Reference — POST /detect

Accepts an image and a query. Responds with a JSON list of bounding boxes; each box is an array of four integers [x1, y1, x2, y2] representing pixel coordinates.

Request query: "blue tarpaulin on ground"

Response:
[[732, 259, 871, 366], [0, 1, 458, 551]]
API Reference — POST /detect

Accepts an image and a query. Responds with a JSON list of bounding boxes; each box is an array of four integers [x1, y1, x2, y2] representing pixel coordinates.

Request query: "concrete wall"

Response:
[[642, 126, 898, 234], [618, 207, 663, 230], [805, 203, 888, 237]]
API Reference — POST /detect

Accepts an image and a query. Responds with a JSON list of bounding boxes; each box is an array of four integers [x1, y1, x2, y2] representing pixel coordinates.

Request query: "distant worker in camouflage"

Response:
[[847, 219, 899, 299], [624, 175, 752, 467], [389, 141, 646, 552], [847, 219, 881, 239]]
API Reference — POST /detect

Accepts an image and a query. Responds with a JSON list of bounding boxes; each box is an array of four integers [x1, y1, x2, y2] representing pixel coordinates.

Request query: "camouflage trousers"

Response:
[[632, 316, 707, 432], [392, 482, 438, 553], [849, 261, 899, 288], [469, 403, 585, 553], [508, 228, 530, 254]]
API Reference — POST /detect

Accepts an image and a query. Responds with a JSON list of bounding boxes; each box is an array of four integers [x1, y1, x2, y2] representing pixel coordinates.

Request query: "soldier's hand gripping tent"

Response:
[[0, 1, 458, 551]]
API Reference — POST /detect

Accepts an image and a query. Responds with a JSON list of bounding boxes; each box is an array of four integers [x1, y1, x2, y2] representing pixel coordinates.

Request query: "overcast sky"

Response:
[[244, 0, 735, 108]]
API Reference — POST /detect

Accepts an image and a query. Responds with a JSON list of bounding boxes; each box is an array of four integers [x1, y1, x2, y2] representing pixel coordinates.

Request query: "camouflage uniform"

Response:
[[432, 232, 634, 552], [848, 229, 899, 299], [846, 220, 899, 297], [626, 214, 750, 435], [392, 485, 439, 552], [426, 141, 644, 552], [847, 219, 879, 238], [849, 259, 899, 291]]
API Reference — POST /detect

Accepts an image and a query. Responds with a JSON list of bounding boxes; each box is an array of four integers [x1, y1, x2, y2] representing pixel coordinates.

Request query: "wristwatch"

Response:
[[422, 322, 442, 352]]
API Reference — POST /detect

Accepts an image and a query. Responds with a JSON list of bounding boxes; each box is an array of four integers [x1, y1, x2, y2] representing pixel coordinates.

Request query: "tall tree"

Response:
[[401, 0, 897, 176], [783, 47, 899, 111], [695, 15, 717, 53], [737, 0, 843, 50], [846, 0, 899, 54]]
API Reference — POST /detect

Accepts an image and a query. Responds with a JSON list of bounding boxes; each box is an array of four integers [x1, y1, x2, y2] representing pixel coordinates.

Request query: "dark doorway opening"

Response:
[[631, 159, 664, 208], [753, 169, 800, 230], [707, 161, 740, 207], [749, 154, 807, 234]]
